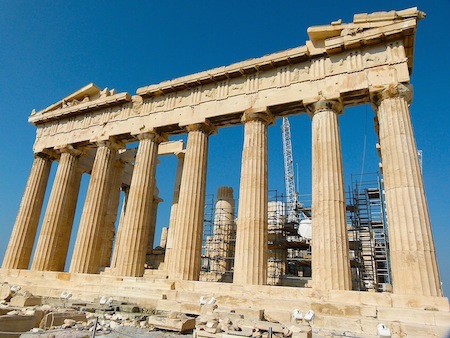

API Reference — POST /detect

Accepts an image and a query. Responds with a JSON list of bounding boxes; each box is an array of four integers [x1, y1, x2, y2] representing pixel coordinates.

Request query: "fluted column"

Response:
[[70, 141, 119, 274], [372, 83, 442, 296], [2, 153, 52, 269], [110, 185, 129, 269], [99, 159, 125, 269], [168, 122, 215, 280], [164, 151, 185, 269], [114, 132, 164, 277], [147, 187, 162, 254], [233, 110, 273, 285], [307, 99, 351, 291], [32, 148, 82, 271]]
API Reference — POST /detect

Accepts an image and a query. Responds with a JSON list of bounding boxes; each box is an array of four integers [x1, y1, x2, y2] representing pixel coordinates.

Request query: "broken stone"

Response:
[[147, 314, 196, 333], [264, 309, 291, 324], [0, 284, 13, 302], [40, 311, 87, 329], [201, 303, 218, 315], [10, 294, 42, 307]]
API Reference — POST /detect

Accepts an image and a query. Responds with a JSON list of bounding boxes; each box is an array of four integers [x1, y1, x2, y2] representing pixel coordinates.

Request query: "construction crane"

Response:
[[281, 117, 301, 223]]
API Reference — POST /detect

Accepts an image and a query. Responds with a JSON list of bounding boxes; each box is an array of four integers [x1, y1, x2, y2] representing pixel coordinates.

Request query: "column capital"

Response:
[[136, 131, 168, 144], [34, 151, 54, 161], [241, 109, 274, 125], [185, 120, 217, 135], [95, 139, 125, 151], [370, 83, 413, 107], [306, 99, 343, 116], [56, 145, 83, 157]]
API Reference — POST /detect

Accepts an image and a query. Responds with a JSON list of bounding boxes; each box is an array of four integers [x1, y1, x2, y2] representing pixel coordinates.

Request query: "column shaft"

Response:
[[373, 84, 442, 296], [70, 142, 118, 274], [110, 186, 129, 269], [309, 100, 351, 290], [99, 160, 124, 269], [169, 123, 214, 280], [114, 133, 161, 277], [164, 152, 185, 270], [233, 110, 273, 285], [2, 154, 52, 269], [32, 150, 81, 271]]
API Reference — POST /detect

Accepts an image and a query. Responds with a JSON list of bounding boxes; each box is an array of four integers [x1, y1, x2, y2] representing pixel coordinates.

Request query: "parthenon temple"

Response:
[[1, 7, 449, 337]]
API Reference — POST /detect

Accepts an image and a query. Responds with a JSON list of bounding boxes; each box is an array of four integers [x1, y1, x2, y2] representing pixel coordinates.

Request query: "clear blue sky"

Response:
[[1, 1, 449, 294]]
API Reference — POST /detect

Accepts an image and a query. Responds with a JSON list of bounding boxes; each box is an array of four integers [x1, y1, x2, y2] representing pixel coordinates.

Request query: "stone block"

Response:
[[390, 294, 450, 311], [0, 285, 13, 302], [217, 310, 244, 323], [200, 303, 218, 314], [147, 314, 195, 332], [228, 308, 264, 320], [252, 320, 285, 333], [39, 311, 87, 329], [311, 302, 376, 318], [10, 294, 42, 307], [181, 302, 202, 315], [263, 309, 291, 324], [377, 307, 437, 326], [0, 314, 37, 334]]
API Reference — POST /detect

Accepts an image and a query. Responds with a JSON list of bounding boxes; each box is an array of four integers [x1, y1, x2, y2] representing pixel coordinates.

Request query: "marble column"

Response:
[[147, 187, 162, 254], [372, 83, 442, 296], [70, 141, 119, 274], [114, 132, 163, 277], [32, 148, 82, 271], [110, 185, 129, 269], [99, 159, 125, 269], [164, 151, 185, 269], [307, 99, 351, 291], [2, 153, 52, 269], [211, 186, 235, 276], [233, 110, 273, 285], [168, 122, 215, 280]]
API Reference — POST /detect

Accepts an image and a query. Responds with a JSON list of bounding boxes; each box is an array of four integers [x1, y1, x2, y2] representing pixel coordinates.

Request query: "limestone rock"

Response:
[[147, 314, 195, 333], [40, 311, 87, 329], [10, 294, 42, 307], [0, 285, 13, 302]]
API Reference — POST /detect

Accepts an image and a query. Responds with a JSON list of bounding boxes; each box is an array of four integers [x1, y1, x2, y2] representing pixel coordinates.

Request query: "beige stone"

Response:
[[0, 314, 37, 335], [10, 294, 42, 307], [2, 154, 52, 270], [234, 110, 273, 286], [70, 141, 119, 274], [32, 148, 82, 272], [263, 309, 291, 324], [169, 122, 215, 281], [147, 314, 196, 332], [39, 311, 87, 329], [307, 99, 351, 291], [371, 83, 442, 297]]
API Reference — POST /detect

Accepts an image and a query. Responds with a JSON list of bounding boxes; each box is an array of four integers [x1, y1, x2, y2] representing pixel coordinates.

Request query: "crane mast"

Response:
[[281, 117, 299, 223]]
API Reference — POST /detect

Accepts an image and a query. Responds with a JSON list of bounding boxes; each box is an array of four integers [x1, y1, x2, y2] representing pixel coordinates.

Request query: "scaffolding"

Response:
[[200, 175, 391, 292], [347, 173, 392, 292]]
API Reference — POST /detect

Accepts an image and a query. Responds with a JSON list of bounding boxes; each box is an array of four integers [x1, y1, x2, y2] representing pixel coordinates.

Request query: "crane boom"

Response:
[[281, 117, 299, 222]]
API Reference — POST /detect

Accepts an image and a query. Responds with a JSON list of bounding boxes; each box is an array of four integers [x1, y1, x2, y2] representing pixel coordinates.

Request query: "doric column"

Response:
[[31, 147, 82, 271], [211, 186, 235, 276], [307, 99, 351, 291], [2, 153, 52, 269], [70, 141, 120, 274], [233, 110, 273, 285], [114, 132, 164, 277], [168, 122, 215, 280], [371, 83, 442, 296], [147, 186, 162, 254], [110, 185, 129, 269], [164, 151, 185, 269], [99, 159, 125, 269]]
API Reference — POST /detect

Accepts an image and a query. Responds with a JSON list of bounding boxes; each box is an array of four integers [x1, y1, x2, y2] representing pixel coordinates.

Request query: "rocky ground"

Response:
[[0, 283, 313, 338]]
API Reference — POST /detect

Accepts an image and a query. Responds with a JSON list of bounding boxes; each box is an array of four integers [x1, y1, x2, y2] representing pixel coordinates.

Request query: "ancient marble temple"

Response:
[[1, 8, 448, 337]]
